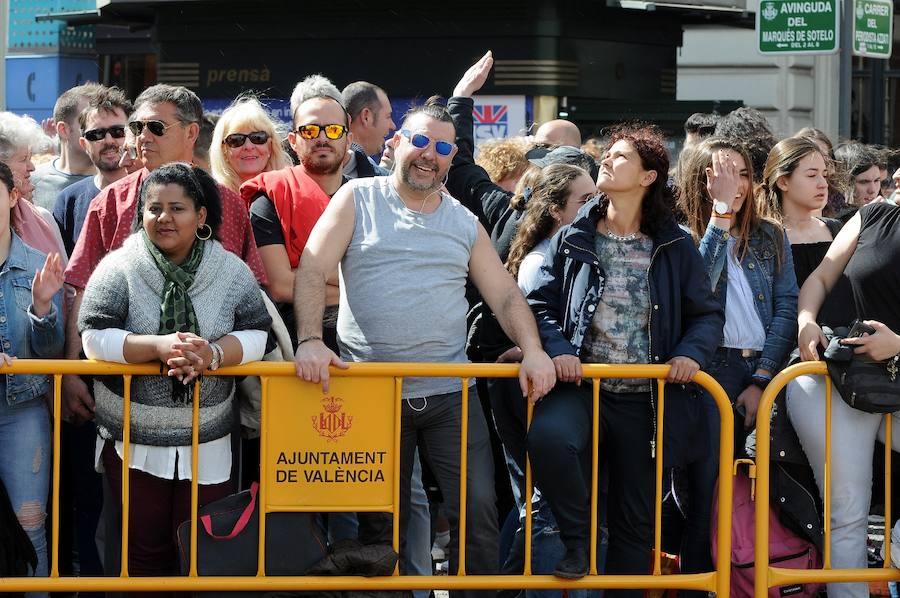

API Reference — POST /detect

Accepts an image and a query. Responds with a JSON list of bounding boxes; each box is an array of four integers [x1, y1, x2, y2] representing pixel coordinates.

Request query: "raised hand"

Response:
[[453, 51, 494, 98], [32, 253, 64, 317], [705, 149, 742, 213]]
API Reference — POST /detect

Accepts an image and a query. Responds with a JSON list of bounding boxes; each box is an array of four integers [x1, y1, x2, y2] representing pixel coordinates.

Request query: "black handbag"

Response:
[[176, 482, 327, 577], [824, 329, 900, 413]]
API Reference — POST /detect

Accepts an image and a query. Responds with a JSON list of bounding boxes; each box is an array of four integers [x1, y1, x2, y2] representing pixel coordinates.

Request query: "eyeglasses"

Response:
[[128, 120, 180, 137], [399, 129, 455, 156], [83, 125, 126, 142], [296, 123, 348, 140], [223, 131, 270, 149]]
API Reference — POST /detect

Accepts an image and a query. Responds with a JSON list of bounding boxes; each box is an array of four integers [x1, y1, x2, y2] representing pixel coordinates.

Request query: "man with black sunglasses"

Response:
[[53, 85, 132, 256]]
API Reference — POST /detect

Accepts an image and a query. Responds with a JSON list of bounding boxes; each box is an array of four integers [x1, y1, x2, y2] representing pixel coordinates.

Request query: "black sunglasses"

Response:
[[83, 125, 127, 142], [223, 131, 270, 149], [128, 120, 179, 137]]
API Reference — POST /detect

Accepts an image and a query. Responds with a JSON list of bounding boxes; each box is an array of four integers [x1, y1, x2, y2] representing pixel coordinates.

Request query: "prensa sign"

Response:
[[264, 376, 395, 510]]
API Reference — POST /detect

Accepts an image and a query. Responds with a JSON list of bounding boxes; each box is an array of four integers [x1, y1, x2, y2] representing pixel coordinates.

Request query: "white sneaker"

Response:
[[431, 530, 450, 561]]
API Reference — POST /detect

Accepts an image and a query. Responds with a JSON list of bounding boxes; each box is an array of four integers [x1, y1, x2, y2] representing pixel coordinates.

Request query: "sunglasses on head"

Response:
[[83, 125, 126, 142], [296, 123, 348, 140], [399, 129, 455, 156], [223, 131, 270, 149], [127, 120, 180, 137]]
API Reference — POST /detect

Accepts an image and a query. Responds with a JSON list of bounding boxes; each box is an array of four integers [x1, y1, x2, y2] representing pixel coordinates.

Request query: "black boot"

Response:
[[553, 546, 589, 579]]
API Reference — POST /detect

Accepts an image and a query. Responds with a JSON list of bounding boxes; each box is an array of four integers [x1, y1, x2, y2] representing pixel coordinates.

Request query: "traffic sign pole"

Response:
[[839, 0, 852, 138]]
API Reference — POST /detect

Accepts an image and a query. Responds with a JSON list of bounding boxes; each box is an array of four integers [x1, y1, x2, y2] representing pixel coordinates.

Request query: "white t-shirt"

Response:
[[721, 238, 767, 351], [517, 238, 551, 296]]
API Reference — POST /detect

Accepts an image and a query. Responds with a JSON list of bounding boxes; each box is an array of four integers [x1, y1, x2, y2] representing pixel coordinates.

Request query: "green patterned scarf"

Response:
[[141, 229, 205, 403]]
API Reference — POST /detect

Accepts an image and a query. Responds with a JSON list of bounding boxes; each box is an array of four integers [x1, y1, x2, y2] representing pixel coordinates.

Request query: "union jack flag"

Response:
[[473, 104, 508, 125]]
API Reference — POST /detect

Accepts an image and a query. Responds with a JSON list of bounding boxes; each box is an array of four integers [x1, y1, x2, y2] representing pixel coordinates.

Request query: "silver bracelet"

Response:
[[208, 342, 223, 371]]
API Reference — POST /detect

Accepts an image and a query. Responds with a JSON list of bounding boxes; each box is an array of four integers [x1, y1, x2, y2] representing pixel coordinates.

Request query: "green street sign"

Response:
[[757, 0, 840, 54], [853, 0, 893, 58]]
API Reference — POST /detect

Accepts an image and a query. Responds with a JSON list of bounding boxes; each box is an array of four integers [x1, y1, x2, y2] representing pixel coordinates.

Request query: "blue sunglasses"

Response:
[[399, 129, 455, 156]]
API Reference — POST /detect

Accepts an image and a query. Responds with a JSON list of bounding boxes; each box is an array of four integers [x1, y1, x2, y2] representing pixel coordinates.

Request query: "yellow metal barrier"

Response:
[[0, 360, 734, 595], [755, 361, 900, 598]]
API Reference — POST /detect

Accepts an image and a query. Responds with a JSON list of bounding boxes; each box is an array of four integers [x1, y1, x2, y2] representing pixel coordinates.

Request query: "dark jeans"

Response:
[[401, 388, 498, 598], [681, 347, 758, 591], [487, 377, 603, 598], [528, 383, 654, 598], [101, 442, 233, 598]]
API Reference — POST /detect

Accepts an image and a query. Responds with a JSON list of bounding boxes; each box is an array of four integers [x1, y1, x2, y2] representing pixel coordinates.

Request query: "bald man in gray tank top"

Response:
[[293, 99, 555, 598]]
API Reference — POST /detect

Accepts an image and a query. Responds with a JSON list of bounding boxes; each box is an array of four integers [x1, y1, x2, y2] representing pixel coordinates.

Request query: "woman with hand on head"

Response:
[[210, 96, 291, 194], [77, 163, 271, 587], [0, 161, 65, 597], [677, 137, 798, 584], [784, 144, 900, 598], [526, 123, 723, 587]]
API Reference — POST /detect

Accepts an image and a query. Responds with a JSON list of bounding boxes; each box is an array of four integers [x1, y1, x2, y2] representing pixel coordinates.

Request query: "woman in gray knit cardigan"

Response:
[[77, 163, 271, 583]]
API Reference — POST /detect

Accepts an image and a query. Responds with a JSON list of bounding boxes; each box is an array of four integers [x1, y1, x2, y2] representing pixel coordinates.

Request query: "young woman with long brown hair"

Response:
[[677, 136, 799, 584], [506, 164, 595, 291]]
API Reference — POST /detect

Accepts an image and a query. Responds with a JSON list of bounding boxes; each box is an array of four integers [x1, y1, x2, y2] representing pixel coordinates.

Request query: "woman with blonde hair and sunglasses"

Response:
[[210, 96, 291, 194]]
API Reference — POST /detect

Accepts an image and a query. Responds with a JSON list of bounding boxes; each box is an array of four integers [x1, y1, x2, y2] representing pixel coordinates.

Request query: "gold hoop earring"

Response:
[[196, 223, 212, 241]]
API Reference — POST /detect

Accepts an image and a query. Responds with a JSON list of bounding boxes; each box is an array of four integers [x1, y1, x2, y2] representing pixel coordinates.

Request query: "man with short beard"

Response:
[[293, 98, 557, 598], [53, 85, 132, 256], [32, 83, 102, 210], [241, 76, 352, 349]]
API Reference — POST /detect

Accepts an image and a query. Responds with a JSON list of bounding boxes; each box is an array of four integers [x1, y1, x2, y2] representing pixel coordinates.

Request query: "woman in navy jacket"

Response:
[[526, 124, 723, 589]]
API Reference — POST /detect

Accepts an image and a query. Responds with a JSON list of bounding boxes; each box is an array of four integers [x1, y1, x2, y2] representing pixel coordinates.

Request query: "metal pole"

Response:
[[839, 0, 853, 138]]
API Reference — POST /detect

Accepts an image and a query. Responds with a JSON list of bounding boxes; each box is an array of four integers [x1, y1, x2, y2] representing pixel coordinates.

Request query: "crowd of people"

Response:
[[0, 48, 899, 598]]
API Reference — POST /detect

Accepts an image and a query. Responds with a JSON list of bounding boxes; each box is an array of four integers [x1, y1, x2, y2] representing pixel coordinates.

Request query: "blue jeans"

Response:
[[681, 347, 757, 591], [0, 396, 50, 598]]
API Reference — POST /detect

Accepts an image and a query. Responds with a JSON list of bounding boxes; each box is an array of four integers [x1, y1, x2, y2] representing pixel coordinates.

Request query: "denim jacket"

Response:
[[0, 231, 64, 406], [698, 220, 799, 373], [528, 198, 725, 466]]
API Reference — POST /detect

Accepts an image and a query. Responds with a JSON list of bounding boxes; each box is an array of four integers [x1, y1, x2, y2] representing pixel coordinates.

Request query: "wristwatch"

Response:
[[750, 374, 771, 390], [713, 200, 733, 217]]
